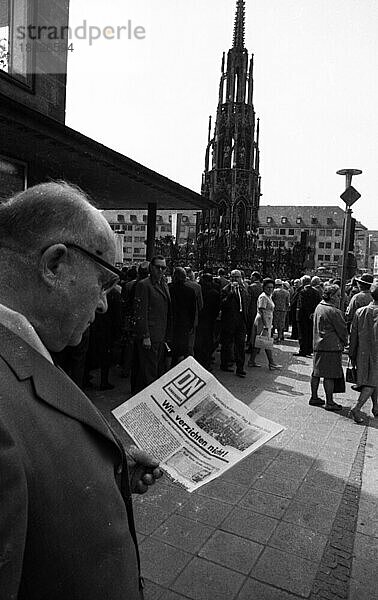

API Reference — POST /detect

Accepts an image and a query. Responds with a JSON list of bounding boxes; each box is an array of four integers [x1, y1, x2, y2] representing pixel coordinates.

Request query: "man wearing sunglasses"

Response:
[[134, 254, 171, 391], [0, 182, 162, 600]]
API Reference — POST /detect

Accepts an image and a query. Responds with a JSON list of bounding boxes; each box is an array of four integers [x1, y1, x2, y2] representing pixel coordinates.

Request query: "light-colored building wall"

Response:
[[102, 209, 197, 265]]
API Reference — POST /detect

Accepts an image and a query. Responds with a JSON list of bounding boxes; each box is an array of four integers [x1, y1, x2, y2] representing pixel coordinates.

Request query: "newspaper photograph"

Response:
[[112, 357, 285, 492]]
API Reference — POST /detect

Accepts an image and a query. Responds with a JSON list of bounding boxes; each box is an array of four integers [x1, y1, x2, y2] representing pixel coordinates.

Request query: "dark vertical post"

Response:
[[146, 202, 157, 260]]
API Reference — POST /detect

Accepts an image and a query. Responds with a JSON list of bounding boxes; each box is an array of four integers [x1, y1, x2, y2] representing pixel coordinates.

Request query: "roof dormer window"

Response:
[[296, 217, 301, 224], [281, 217, 287, 224], [267, 217, 272, 224]]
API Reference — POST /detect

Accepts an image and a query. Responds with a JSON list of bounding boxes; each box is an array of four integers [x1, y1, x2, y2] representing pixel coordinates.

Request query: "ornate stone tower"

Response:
[[200, 0, 261, 267]]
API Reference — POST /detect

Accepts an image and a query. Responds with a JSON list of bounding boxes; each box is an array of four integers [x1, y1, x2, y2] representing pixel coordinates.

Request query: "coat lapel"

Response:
[[0, 324, 117, 445]]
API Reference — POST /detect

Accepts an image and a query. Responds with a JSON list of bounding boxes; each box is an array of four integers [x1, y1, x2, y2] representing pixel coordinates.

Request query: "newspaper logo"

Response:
[[163, 368, 206, 406]]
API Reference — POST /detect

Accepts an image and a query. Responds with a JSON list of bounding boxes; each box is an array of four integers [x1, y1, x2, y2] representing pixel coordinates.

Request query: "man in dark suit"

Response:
[[169, 267, 196, 366], [220, 269, 250, 377], [0, 182, 162, 600], [133, 255, 171, 391]]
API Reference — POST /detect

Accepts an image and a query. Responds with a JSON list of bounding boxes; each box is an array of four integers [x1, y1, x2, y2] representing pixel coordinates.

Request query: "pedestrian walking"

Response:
[[249, 278, 282, 370], [348, 283, 378, 423], [309, 284, 348, 410], [272, 279, 290, 342]]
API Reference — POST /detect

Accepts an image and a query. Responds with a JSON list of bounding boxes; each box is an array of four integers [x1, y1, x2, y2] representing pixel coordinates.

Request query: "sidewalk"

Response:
[[89, 339, 377, 600]]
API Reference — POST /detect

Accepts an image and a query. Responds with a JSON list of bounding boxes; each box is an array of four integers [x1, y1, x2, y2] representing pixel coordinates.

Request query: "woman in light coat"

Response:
[[349, 283, 378, 423]]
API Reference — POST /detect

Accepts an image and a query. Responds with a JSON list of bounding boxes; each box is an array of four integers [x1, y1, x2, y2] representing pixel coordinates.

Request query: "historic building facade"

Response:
[[103, 209, 198, 265], [199, 0, 261, 267]]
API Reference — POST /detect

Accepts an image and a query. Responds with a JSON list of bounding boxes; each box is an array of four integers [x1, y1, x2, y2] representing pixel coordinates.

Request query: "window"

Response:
[[325, 242, 331, 249], [142, 214, 147, 222], [288, 229, 294, 236], [335, 229, 342, 237], [130, 215, 137, 222], [319, 242, 324, 249], [125, 236, 132, 242], [324, 255, 331, 261], [334, 242, 341, 249], [327, 218, 333, 225], [126, 224, 133, 231], [334, 255, 340, 262], [311, 217, 318, 224], [125, 248, 132, 254], [319, 229, 325, 237], [117, 214, 125, 222], [267, 217, 272, 224], [296, 217, 301, 224], [156, 215, 163, 223], [318, 254, 324, 261], [258, 227, 264, 234], [133, 248, 141, 255], [182, 215, 188, 223], [281, 217, 287, 224], [135, 225, 146, 232], [0, 155, 26, 198], [274, 228, 279, 235], [279, 228, 286, 235], [265, 228, 271, 235], [0, 0, 32, 84]]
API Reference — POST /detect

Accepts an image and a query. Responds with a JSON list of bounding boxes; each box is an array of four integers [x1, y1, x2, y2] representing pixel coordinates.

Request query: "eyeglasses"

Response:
[[41, 242, 122, 292]]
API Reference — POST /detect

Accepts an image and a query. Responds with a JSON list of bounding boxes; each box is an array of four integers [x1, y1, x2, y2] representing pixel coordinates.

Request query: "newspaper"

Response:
[[112, 357, 284, 492]]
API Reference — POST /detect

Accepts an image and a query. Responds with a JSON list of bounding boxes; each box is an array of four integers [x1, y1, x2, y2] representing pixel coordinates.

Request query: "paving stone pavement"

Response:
[[89, 337, 378, 600]]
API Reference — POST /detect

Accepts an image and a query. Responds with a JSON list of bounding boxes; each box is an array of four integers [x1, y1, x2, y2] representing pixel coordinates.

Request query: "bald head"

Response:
[[0, 181, 112, 256]]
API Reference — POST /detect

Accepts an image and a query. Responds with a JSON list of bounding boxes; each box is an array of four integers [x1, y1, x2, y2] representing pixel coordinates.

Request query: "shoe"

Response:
[[349, 408, 365, 424], [269, 363, 282, 371], [309, 397, 325, 406], [220, 366, 233, 372], [235, 370, 247, 377], [248, 361, 261, 368], [324, 403, 343, 412], [99, 383, 115, 391]]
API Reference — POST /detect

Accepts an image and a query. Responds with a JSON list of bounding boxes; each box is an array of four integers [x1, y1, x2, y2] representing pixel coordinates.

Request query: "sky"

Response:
[[66, 0, 378, 228]]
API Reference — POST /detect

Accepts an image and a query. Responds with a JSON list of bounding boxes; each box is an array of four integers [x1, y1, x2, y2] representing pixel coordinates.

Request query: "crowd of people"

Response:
[[70, 259, 378, 427]]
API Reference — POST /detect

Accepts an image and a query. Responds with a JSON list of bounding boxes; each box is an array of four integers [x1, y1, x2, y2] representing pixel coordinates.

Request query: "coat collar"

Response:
[[0, 323, 118, 445]]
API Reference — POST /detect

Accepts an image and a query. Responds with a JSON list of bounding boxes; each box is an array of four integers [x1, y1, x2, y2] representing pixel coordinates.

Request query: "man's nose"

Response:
[[96, 291, 108, 314]]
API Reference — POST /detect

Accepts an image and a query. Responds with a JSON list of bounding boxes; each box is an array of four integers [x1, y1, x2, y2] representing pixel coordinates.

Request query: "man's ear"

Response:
[[39, 244, 69, 287]]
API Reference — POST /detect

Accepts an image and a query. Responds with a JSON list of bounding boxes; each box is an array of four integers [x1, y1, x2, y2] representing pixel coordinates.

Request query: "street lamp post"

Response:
[[336, 168, 362, 310]]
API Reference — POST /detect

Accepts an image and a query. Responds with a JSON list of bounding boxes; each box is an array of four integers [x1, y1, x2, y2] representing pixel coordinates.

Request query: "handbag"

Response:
[[346, 360, 357, 384], [255, 334, 273, 350]]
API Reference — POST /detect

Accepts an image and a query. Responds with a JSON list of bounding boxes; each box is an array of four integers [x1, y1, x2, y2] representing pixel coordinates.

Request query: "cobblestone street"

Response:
[[89, 338, 378, 600]]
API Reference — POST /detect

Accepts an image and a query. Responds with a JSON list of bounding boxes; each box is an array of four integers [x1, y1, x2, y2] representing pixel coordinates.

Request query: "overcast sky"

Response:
[[66, 0, 378, 228]]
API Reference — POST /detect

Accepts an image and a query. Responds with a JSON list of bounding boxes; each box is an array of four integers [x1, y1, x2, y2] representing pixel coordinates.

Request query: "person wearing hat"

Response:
[[345, 274, 373, 326], [220, 269, 249, 377], [272, 279, 290, 343]]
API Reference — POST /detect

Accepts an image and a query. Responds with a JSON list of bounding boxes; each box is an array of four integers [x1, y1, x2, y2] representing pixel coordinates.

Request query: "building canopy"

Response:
[[0, 93, 214, 211]]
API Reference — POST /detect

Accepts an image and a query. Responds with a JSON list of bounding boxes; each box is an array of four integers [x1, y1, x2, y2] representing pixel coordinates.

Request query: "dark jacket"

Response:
[[297, 285, 321, 318], [221, 282, 249, 326], [0, 324, 141, 600], [134, 275, 171, 343], [169, 281, 196, 336], [313, 300, 348, 352]]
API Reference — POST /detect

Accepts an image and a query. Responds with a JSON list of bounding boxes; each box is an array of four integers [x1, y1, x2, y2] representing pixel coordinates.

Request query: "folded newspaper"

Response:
[[112, 357, 284, 492]]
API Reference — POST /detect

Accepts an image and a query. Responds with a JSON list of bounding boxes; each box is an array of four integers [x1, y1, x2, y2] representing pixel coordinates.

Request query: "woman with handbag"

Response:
[[248, 278, 282, 370], [309, 284, 348, 410], [348, 282, 378, 424]]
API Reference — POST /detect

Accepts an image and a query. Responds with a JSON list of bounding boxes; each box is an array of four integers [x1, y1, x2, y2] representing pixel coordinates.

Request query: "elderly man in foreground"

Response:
[[0, 182, 162, 600]]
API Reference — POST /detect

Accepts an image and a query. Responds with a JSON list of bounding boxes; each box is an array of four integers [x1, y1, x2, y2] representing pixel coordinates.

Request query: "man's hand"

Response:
[[142, 336, 152, 349], [126, 445, 163, 494]]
